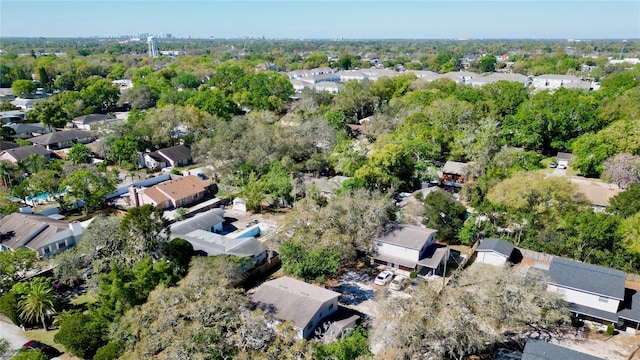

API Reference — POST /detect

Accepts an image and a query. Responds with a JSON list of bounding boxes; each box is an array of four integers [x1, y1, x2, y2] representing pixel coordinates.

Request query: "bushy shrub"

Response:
[[93, 341, 125, 360], [0, 291, 20, 325]]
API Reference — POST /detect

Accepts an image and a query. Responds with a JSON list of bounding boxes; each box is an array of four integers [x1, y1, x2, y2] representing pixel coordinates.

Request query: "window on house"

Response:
[[57, 240, 66, 249], [598, 297, 609, 303], [43, 247, 50, 254], [193, 193, 198, 200]]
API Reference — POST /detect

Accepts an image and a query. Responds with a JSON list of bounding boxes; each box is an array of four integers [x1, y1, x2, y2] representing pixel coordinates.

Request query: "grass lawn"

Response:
[[25, 327, 57, 348], [70, 292, 97, 307]]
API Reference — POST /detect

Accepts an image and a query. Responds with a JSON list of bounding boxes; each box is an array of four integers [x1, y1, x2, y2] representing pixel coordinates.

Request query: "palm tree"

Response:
[[19, 281, 58, 331]]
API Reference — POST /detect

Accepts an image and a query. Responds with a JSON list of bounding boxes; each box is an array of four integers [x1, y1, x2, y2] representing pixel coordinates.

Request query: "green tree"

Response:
[[171, 73, 202, 89], [609, 183, 640, 218], [280, 240, 341, 282], [54, 313, 107, 359], [93, 341, 125, 360], [11, 350, 48, 360], [27, 100, 70, 131], [60, 168, 117, 213], [164, 238, 194, 275], [241, 172, 268, 212], [479, 54, 497, 72], [66, 143, 93, 164], [12, 79, 36, 98], [422, 190, 468, 242], [314, 326, 371, 360], [117, 84, 158, 110], [18, 280, 57, 331], [28, 169, 62, 207], [120, 204, 170, 260], [619, 212, 640, 255], [80, 79, 120, 112], [0, 249, 38, 294]]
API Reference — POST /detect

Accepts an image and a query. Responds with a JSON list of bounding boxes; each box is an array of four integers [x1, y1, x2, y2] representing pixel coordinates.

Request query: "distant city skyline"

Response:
[[1, 1, 639, 40]]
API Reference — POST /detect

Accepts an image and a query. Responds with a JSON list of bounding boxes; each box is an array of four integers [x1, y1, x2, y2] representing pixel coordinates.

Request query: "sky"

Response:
[[1, 1, 639, 39]]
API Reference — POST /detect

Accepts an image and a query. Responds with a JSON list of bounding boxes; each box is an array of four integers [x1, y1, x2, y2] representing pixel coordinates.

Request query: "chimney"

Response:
[[129, 185, 140, 207], [69, 221, 83, 237]]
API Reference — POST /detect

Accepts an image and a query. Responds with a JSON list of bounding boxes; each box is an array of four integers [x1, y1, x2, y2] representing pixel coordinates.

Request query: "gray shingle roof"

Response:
[[618, 289, 640, 322], [155, 144, 191, 163], [377, 224, 437, 250], [477, 238, 514, 258], [548, 257, 625, 300], [250, 277, 339, 331], [522, 340, 603, 360], [28, 129, 94, 146], [170, 208, 224, 235], [0, 145, 52, 163], [181, 230, 265, 258], [0, 213, 72, 251], [567, 303, 618, 323], [72, 113, 115, 125]]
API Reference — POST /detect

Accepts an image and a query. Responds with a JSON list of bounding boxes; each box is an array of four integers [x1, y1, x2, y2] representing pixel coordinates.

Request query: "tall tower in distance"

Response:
[[147, 36, 158, 58]]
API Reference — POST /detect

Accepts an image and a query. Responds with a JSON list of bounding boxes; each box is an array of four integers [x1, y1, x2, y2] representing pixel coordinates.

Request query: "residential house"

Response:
[[0, 213, 83, 258], [441, 161, 474, 191], [0, 141, 19, 152], [555, 152, 575, 169], [178, 231, 266, 267], [373, 224, 446, 276], [169, 208, 267, 268], [531, 75, 589, 91], [547, 256, 625, 324], [522, 340, 604, 360], [28, 129, 95, 150], [0, 110, 26, 123], [475, 238, 515, 266], [574, 180, 622, 211], [170, 208, 225, 235], [130, 175, 210, 210], [250, 276, 340, 339], [3, 122, 48, 139], [0, 145, 53, 165], [71, 113, 116, 130], [10, 97, 47, 110], [141, 144, 192, 171]]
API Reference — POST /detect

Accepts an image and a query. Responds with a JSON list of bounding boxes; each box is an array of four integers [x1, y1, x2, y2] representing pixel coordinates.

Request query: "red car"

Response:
[[22, 340, 58, 357]]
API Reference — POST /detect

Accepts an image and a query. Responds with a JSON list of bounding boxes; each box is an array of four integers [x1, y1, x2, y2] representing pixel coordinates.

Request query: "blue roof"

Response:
[[548, 257, 625, 300]]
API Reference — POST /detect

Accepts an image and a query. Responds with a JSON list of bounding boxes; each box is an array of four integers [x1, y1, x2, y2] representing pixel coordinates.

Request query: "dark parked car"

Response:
[[22, 340, 60, 357]]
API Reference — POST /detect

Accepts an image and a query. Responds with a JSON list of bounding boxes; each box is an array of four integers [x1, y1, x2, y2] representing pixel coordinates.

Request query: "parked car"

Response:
[[390, 275, 408, 291], [549, 162, 557, 168], [374, 270, 394, 286], [196, 173, 207, 180], [22, 340, 59, 357]]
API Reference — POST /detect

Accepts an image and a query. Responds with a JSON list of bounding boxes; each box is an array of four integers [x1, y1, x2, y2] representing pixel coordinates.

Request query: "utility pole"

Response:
[[442, 246, 449, 291]]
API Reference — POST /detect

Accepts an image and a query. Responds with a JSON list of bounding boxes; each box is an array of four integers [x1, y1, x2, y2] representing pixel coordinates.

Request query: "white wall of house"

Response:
[[377, 242, 420, 262], [548, 284, 621, 313], [302, 298, 339, 339], [476, 251, 508, 266]]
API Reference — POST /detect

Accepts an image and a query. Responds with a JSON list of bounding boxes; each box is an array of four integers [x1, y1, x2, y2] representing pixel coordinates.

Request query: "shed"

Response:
[[475, 238, 514, 266]]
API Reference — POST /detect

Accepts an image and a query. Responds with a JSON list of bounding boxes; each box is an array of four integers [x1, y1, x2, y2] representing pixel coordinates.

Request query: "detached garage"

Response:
[[475, 238, 514, 266]]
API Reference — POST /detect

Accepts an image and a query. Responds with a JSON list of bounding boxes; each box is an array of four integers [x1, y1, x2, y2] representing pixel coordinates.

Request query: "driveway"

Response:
[[0, 316, 28, 351]]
